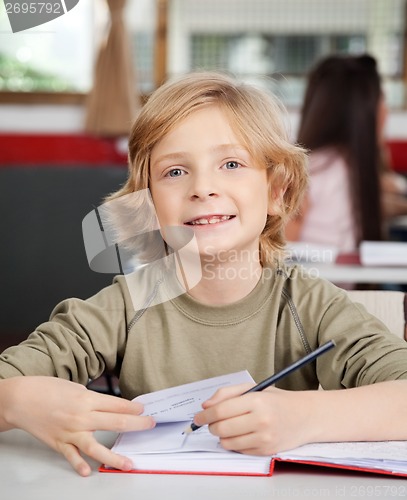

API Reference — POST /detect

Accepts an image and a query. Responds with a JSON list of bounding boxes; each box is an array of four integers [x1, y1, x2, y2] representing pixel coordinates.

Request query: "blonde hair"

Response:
[[108, 72, 308, 265]]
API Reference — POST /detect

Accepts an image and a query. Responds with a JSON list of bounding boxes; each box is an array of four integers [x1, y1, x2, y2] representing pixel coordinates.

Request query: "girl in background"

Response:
[[286, 54, 407, 251]]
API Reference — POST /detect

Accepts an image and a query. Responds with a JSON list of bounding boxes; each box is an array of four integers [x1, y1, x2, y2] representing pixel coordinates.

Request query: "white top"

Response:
[[300, 148, 357, 253]]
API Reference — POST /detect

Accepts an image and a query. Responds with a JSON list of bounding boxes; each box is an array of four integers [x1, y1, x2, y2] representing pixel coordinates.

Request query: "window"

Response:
[[169, 0, 407, 108], [0, 1, 94, 92], [0, 0, 157, 97], [190, 33, 369, 104], [126, 0, 157, 94]]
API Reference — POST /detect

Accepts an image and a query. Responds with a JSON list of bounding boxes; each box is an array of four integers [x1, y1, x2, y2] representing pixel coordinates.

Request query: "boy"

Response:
[[0, 73, 406, 476]]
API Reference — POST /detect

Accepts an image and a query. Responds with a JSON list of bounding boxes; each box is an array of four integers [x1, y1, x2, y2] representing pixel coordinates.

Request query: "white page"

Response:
[[114, 451, 271, 474], [113, 421, 226, 454], [133, 370, 254, 423], [276, 441, 407, 474], [278, 440, 407, 462]]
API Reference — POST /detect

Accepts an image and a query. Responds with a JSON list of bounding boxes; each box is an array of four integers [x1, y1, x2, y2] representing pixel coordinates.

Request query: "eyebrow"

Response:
[[153, 144, 250, 165], [211, 144, 250, 155]]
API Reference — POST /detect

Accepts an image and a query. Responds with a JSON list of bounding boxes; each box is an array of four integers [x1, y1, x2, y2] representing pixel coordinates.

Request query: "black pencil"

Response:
[[183, 339, 336, 434]]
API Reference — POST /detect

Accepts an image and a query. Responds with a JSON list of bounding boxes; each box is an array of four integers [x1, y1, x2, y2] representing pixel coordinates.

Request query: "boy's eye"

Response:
[[224, 161, 241, 170], [166, 168, 185, 178]]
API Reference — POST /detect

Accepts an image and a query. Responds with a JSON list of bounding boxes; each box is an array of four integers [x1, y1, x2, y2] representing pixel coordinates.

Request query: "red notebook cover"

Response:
[[99, 456, 407, 478]]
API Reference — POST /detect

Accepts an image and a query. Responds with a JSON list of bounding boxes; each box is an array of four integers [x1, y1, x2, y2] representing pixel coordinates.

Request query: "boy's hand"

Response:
[[1, 377, 155, 476], [193, 383, 311, 455]]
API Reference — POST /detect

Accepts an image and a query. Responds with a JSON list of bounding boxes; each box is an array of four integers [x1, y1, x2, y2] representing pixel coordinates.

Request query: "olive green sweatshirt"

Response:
[[1, 264, 406, 400]]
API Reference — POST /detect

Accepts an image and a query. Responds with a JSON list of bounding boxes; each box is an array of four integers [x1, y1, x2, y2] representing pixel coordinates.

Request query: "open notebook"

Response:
[[99, 371, 407, 477]]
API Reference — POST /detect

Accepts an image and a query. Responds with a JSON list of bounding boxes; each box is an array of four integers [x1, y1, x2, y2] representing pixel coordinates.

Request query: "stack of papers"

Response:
[[285, 242, 338, 264], [360, 241, 407, 266]]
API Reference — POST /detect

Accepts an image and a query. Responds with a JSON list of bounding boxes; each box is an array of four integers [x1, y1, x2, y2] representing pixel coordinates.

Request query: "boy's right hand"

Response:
[[0, 376, 155, 476]]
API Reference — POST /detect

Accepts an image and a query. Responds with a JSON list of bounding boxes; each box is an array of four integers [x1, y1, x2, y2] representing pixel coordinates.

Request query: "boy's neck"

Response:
[[186, 258, 263, 306]]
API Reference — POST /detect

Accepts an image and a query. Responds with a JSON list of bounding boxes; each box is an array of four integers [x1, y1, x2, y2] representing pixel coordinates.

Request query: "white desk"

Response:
[[1, 429, 406, 500]]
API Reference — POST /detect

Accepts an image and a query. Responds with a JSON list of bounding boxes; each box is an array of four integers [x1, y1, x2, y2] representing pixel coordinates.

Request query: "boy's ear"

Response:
[[267, 178, 287, 216]]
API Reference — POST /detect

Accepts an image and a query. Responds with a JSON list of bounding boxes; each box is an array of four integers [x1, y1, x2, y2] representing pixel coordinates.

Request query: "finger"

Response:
[[195, 393, 254, 427], [59, 442, 93, 477], [208, 413, 254, 439], [76, 435, 134, 472], [88, 392, 145, 415], [85, 412, 156, 433], [219, 433, 264, 454], [202, 383, 254, 408], [218, 426, 280, 456]]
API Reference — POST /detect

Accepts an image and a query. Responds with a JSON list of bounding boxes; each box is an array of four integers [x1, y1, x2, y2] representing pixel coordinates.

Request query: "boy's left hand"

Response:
[[193, 384, 312, 455]]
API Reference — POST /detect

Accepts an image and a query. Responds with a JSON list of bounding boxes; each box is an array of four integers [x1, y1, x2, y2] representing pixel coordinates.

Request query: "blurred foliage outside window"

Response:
[[0, 52, 76, 92], [0, 0, 155, 94], [0, 0, 93, 92]]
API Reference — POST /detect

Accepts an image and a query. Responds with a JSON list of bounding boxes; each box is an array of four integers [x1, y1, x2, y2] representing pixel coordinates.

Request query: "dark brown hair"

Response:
[[298, 54, 383, 243]]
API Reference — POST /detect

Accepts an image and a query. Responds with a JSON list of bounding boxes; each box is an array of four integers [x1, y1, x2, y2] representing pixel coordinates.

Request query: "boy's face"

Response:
[[149, 105, 272, 262]]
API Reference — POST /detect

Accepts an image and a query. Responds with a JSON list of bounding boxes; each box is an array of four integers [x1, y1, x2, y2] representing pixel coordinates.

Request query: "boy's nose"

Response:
[[190, 189, 217, 200], [188, 173, 219, 200]]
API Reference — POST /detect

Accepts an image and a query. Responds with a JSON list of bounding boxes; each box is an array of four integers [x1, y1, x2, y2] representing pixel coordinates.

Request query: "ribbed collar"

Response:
[[169, 266, 280, 326]]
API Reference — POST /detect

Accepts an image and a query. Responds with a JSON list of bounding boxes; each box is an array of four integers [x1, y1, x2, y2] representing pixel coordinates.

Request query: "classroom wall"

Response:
[[0, 104, 84, 133]]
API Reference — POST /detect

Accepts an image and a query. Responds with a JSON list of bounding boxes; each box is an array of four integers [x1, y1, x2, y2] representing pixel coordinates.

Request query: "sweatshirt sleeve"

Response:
[[0, 281, 130, 385], [283, 267, 407, 390], [315, 286, 407, 389]]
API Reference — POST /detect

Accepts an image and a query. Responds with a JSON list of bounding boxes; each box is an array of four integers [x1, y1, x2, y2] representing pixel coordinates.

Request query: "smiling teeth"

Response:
[[190, 215, 231, 225]]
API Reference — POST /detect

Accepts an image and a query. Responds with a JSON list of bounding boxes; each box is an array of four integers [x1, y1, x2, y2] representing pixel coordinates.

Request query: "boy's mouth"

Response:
[[185, 215, 235, 226]]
